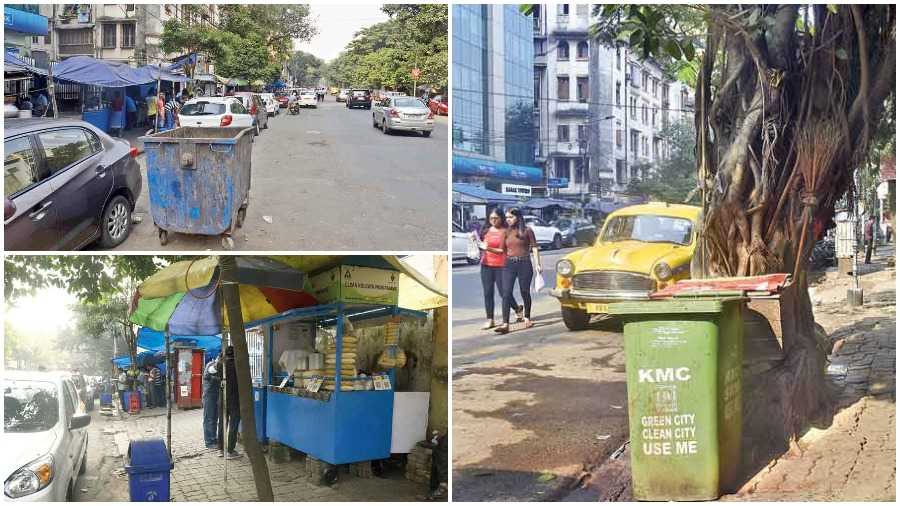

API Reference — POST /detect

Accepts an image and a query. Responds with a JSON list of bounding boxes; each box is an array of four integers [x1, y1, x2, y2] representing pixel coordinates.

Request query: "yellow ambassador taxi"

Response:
[[551, 202, 702, 330]]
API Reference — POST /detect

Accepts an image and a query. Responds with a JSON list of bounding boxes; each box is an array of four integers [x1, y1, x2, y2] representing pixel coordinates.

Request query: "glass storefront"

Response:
[[503, 5, 535, 166], [452, 4, 488, 156]]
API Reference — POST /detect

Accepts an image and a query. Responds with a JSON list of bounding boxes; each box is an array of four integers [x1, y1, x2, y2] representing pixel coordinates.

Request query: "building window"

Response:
[[574, 158, 588, 183], [642, 104, 648, 124], [577, 124, 587, 141], [125, 4, 135, 12], [642, 70, 649, 91], [102, 24, 117, 49], [534, 38, 546, 55], [557, 4, 569, 16], [652, 78, 658, 97], [616, 159, 626, 182], [662, 83, 670, 105], [558, 125, 570, 142], [576, 76, 589, 102], [630, 97, 637, 119], [653, 138, 661, 160], [32, 36, 39, 44], [616, 129, 623, 148], [557, 76, 570, 100], [555, 158, 570, 180], [576, 40, 588, 60], [557, 41, 569, 61], [630, 130, 639, 156], [616, 47, 621, 69], [616, 82, 621, 106], [122, 23, 135, 48], [652, 109, 657, 127]]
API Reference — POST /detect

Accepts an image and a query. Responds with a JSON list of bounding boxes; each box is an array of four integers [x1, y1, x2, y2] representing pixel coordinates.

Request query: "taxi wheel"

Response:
[[561, 306, 590, 331]]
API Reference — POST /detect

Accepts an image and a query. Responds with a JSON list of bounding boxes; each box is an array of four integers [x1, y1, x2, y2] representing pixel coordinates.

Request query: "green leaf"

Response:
[[617, 29, 634, 43], [664, 39, 683, 60], [826, 4, 839, 15], [682, 42, 696, 61], [835, 48, 848, 60], [629, 28, 644, 46], [537, 473, 557, 482]]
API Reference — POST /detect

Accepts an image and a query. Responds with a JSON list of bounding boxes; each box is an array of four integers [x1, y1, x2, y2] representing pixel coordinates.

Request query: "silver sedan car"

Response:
[[372, 96, 434, 137]]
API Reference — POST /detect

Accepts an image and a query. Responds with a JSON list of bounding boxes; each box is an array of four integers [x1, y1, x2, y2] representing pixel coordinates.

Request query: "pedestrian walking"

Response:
[[164, 92, 179, 130], [494, 208, 542, 335], [124, 93, 137, 130], [136, 367, 149, 408], [116, 368, 128, 410], [148, 365, 161, 408], [223, 347, 242, 459], [110, 91, 125, 137], [864, 215, 876, 264], [202, 354, 222, 449], [478, 207, 523, 330]]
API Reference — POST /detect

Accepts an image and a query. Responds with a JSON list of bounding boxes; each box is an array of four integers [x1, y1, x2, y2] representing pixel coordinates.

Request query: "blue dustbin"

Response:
[[100, 392, 113, 407], [126, 438, 173, 502]]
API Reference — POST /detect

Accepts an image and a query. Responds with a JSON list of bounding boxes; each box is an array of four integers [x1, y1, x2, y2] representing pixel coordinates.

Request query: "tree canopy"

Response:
[[325, 4, 448, 93], [160, 5, 317, 83], [625, 117, 699, 204]]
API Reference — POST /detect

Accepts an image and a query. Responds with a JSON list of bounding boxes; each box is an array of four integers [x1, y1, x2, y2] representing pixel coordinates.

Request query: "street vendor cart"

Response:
[[247, 302, 426, 483], [139, 127, 253, 249]]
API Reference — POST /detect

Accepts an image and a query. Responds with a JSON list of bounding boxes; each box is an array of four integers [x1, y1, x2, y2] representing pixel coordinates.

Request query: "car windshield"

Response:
[[181, 102, 225, 116], [4, 379, 59, 432], [554, 218, 572, 229], [394, 98, 425, 108], [526, 217, 545, 226], [601, 214, 694, 245]]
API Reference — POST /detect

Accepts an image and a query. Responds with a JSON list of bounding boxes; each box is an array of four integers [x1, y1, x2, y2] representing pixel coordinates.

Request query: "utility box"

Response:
[[174, 347, 204, 409], [126, 438, 173, 502], [609, 293, 745, 501], [309, 265, 399, 305]]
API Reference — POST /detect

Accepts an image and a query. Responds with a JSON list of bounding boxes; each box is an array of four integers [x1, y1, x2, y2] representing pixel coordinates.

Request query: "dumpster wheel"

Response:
[[221, 236, 235, 250], [321, 465, 339, 486], [158, 229, 169, 246], [236, 207, 246, 228]]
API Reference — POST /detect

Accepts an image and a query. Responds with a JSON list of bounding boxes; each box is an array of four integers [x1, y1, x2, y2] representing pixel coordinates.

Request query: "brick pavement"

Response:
[[85, 406, 427, 502]]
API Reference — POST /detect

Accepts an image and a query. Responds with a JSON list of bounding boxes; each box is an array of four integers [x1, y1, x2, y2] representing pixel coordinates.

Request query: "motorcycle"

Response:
[[289, 102, 300, 115]]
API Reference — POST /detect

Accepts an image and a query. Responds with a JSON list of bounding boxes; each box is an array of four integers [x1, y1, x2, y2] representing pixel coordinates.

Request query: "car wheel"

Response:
[[561, 306, 591, 331], [422, 131, 432, 138], [98, 195, 132, 248], [552, 234, 562, 250], [382, 120, 390, 135], [373, 114, 378, 128]]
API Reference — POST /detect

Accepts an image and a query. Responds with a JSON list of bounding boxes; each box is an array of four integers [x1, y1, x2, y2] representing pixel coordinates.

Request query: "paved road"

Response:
[[111, 98, 448, 251], [451, 247, 630, 501]]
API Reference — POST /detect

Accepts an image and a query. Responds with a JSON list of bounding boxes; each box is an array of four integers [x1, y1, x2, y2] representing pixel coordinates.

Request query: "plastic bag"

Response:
[[466, 233, 481, 261], [532, 264, 546, 293]]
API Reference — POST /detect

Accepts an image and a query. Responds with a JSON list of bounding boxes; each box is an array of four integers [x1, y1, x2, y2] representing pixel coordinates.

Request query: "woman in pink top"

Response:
[[478, 207, 522, 330]]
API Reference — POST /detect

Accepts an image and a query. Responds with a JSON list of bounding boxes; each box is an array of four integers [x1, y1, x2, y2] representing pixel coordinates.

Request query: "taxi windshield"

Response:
[[601, 214, 693, 245]]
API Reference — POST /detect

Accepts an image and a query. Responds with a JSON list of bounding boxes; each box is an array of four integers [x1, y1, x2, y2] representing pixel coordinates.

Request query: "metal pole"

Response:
[[165, 327, 172, 459]]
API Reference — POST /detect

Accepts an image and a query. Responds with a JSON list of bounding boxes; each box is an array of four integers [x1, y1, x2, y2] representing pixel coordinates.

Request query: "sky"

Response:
[[6, 287, 75, 339], [294, 4, 389, 62]]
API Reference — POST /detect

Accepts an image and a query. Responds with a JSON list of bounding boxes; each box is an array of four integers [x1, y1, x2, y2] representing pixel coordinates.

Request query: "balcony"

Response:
[[534, 52, 546, 67], [555, 100, 589, 118]]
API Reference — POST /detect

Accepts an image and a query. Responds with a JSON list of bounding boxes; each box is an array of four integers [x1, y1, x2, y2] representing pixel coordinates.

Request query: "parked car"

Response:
[[428, 95, 448, 116], [551, 203, 702, 330], [3, 370, 91, 501], [4, 119, 142, 250], [553, 217, 597, 247], [232, 92, 268, 134], [346, 89, 372, 109], [452, 222, 479, 265], [336, 89, 349, 102], [258, 93, 279, 116], [523, 215, 564, 250], [177, 97, 255, 131], [299, 91, 318, 108], [276, 93, 290, 108], [372, 96, 434, 137]]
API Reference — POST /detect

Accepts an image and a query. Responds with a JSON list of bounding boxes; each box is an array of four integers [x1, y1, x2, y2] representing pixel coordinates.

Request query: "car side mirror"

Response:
[[4, 198, 15, 220], [69, 414, 91, 430]]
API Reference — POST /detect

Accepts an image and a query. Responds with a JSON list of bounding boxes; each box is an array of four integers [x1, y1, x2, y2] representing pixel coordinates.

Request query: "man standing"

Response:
[[864, 215, 876, 264], [223, 347, 241, 459], [116, 368, 128, 411], [202, 353, 222, 449], [31, 89, 48, 116], [124, 93, 137, 130], [147, 365, 160, 408]]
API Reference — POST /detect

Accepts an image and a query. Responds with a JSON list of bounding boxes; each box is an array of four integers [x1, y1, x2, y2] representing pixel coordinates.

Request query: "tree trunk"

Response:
[[693, 4, 894, 474], [219, 256, 274, 502]]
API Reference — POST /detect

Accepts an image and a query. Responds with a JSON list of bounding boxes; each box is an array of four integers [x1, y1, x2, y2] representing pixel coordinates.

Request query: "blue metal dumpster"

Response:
[[253, 385, 268, 443], [139, 127, 253, 249], [126, 439, 173, 502], [100, 392, 113, 407]]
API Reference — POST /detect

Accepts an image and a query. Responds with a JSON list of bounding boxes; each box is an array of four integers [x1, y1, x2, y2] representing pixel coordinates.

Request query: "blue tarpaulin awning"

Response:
[[452, 154, 543, 184], [52, 55, 151, 87], [137, 64, 191, 84], [453, 183, 519, 205], [167, 52, 198, 71], [4, 52, 47, 76], [112, 327, 222, 370]]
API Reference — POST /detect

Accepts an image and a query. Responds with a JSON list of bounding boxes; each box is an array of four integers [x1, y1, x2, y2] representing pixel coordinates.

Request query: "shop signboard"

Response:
[[548, 177, 569, 188], [310, 265, 399, 306]]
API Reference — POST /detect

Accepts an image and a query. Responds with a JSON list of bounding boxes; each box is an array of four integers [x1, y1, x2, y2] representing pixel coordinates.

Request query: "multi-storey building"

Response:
[[3, 5, 50, 59], [452, 4, 541, 194], [533, 4, 694, 201], [32, 4, 218, 69]]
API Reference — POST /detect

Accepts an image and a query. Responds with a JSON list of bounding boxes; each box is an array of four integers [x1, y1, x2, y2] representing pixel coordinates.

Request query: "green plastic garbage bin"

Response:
[[608, 292, 746, 501]]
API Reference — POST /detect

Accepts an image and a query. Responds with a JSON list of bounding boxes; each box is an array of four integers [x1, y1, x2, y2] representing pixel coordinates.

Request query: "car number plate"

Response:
[[586, 303, 608, 314]]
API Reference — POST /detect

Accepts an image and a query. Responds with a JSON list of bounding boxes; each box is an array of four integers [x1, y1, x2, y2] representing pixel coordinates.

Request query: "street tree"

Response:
[[287, 51, 324, 87], [581, 4, 895, 460], [626, 117, 700, 204]]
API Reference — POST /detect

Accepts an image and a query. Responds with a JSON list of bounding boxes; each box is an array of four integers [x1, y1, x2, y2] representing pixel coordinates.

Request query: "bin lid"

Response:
[[650, 274, 791, 299], [126, 438, 172, 473], [608, 293, 747, 316]]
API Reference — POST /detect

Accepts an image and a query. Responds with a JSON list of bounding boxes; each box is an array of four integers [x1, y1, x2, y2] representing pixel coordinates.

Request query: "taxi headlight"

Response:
[[654, 262, 673, 280], [557, 259, 575, 277]]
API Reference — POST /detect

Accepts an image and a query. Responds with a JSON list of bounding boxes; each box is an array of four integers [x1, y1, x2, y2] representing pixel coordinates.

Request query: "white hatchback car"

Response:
[[3, 371, 91, 501], [177, 97, 255, 131], [259, 93, 279, 116], [299, 91, 317, 108], [372, 96, 434, 137]]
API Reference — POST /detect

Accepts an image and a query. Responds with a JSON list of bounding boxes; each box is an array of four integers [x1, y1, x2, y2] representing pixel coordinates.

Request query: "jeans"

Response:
[[202, 382, 219, 446], [502, 258, 533, 324], [226, 411, 241, 453], [154, 384, 166, 408], [118, 390, 127, 410], [481, 265, 519, 320], [865, 239, 874, 264]]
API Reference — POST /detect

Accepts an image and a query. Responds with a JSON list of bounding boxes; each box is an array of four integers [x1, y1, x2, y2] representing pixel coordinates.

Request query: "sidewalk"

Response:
[[76, 406, 427, 502], [565, 243, 896, 502]]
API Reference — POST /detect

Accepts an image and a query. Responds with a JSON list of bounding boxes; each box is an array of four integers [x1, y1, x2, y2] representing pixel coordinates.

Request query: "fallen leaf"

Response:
[[537, 473, 556, 482], [610, 404, 623, 409], [596, 434, 611, 440]]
